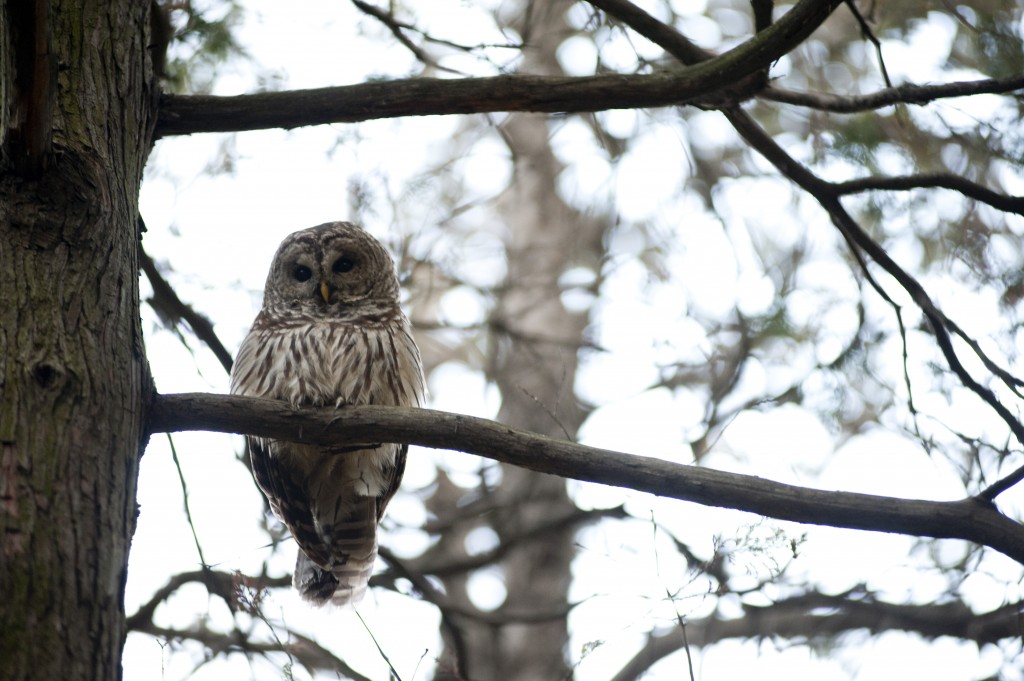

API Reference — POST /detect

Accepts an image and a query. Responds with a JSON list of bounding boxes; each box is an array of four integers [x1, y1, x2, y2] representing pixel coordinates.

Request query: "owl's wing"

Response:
[[376, 443, 408, 521], [247, 436, 331, 568]]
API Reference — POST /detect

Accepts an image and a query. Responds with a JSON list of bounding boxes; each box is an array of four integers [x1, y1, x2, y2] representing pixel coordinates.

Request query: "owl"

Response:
[[230, 221, 424, 606]]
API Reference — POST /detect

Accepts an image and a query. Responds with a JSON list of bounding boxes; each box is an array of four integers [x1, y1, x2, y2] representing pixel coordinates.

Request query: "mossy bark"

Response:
[[0, 1, 157, 679]]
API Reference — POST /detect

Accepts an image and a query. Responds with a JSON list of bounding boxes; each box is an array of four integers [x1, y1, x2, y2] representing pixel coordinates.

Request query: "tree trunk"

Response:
[[0, 2, 157, 679]]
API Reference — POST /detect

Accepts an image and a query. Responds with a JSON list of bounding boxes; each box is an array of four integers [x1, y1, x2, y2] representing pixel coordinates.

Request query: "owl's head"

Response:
[[262, 221, 401, 318]]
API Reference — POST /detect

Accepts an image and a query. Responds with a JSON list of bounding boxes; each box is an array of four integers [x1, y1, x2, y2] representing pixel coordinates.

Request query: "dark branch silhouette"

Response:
[[147, 393, 1024, 565], [588, 0, 1024, 499], [610, 593, 1024, 681], [155, 0, 844, 136], [832, 173, 1024, 216], [761, 75, 1024, 113], [140, 245, 235, 373]]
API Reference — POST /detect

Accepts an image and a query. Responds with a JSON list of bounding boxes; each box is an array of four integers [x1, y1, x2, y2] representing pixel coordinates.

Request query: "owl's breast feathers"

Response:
[[230, 306, 423, 605], [231, 310, 424, 409]]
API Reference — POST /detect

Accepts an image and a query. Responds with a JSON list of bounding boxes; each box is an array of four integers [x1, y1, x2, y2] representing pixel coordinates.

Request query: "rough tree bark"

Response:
[[0, 2, 157, 680]]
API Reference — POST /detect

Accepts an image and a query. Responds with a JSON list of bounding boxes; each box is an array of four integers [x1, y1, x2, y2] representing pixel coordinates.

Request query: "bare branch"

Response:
[[410, 506, 628, 577], [761, 74, 1024, 113], [589, 0, 1024, 499], [843, 0, 894, 88], [125, 569, 290, 631], [147, 393, 1024, 565], [131, 621, 373, 681], [140, 241, 234, 373], [350, 0, 458, 74], [609, 593, 1024, 681], [980, 461, 1024, 502], [127, 569, 370, 678], [832, 173, 1024, 217], [156, 0, 845, 136], [723, 108, 1024, 459], [155, 72, 713, 135], [588, 0, 712, 65]]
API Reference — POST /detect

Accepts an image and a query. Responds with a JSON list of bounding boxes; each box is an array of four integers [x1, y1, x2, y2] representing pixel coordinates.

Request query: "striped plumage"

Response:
[[230, 222, 424, 606]]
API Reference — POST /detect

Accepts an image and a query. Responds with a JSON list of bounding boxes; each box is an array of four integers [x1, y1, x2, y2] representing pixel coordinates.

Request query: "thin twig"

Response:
[[167, 433, 210, 569], [355, 608, 404, 681], [132, 621, 373, 681], [843, 0, 893, 88], [350, 0, 461, 75], [650, 514, 696, 681], [726, 106, 1024, 468], [377, 546, 470, 680]]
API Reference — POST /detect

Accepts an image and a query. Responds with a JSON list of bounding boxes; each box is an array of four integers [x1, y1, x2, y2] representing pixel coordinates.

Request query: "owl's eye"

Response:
[[332, 257, 356, 274], [292, 265, 313, 282]]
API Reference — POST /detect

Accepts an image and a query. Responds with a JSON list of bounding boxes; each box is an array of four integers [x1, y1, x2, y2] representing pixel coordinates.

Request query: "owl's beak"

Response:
[[319, 280, 330, 303]]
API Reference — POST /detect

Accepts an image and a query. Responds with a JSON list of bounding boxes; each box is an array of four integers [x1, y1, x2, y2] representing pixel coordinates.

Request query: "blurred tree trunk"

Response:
[[0, 2, 157, 680], [428, 2, 608, 678]]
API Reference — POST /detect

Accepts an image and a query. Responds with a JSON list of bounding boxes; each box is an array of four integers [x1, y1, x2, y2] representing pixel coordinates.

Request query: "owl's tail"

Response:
[[294, 496, 379, 607]]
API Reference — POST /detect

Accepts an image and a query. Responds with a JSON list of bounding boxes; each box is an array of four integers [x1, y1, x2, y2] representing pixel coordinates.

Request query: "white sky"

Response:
[[126, 2, 1024, 680]]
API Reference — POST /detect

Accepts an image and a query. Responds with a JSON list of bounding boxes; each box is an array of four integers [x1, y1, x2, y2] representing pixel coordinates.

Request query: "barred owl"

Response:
[[230, 221, 424, 606]]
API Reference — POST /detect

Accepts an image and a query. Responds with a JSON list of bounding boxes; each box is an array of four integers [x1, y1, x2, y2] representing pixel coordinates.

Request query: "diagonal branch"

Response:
[[588, 0, 1024, 499], [156, 0, 844, 136], [724, 109, 1024, 444], [147, 393, 1024, 565], [140, 244, 235, 373], [350, 0, 458, 74]]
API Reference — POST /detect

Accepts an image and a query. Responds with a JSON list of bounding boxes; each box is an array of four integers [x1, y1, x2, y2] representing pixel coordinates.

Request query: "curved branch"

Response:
[[610, 594, 1024, 681], [130, 622, 372, 681], [126, 569, 290, 631], [832, 173, 1024, 216], [147, 393, 1024, 564], [155, 0, 843, 136], [761, 74, 1024, 113]]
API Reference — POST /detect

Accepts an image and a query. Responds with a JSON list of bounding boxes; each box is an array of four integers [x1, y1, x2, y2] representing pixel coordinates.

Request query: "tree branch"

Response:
[[147, 393, 1024, 564], [140, 244, 235, 373], [761, 74, 1024, 113], [155, 0, 844, 136], [410, 506, 628, 577], [125, 569, 290, 631], [609, 593, 1024, 681], [589, 0, 1024, 498], [349, 0, 457, 74], [131, 621, 373, 681], [832, 172, 1024, 216]]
